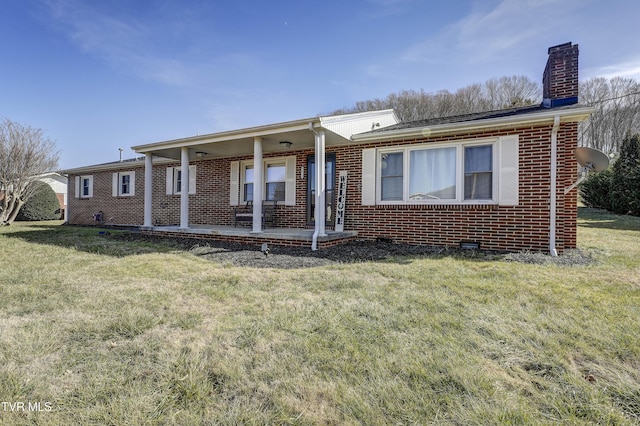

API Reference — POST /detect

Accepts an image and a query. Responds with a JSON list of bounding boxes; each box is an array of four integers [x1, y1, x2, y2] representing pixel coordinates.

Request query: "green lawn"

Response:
[[0, 208, 639, 425]]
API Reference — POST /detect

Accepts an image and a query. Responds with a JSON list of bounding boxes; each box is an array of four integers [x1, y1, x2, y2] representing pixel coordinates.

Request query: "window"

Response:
[[231, 156, 296, 206], [380, 152, 403, 201], [175, 170, 182, 194], [409, 147, 456, 200], [240, 161, 287, 202], [121, 174, 131, 195], [166, 166, 196, 195], [112, 171, 135, 197], [75, 175, 93, 198], [244, 166, 254, 201], [266, 163, 286, 201], [82, 178, 91, 197], [373, 140, 501, 204], [464, 145, 492, 200]]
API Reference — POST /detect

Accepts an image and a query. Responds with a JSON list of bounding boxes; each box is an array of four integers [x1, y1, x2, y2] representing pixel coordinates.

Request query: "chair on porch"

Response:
[[233, 200, 278, 228]]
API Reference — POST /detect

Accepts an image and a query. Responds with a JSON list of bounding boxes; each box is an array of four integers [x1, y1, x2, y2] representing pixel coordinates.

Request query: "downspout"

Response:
[[309, 122, 321, 250], [549, 116, 560, 257]]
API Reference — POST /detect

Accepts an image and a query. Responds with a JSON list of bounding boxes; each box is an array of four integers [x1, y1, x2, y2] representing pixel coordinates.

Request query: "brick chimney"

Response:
[[542, 42, 579, 108]]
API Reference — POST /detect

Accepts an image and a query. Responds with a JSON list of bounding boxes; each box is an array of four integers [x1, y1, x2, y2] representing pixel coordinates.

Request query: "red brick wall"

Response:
[[67, 122, 578, 252], [67, 167, 145, 225], [333, 123, 578, 252], [543, 42, 579, 101]]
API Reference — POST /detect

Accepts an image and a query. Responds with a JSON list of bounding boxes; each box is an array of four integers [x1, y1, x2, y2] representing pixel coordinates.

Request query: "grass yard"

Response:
[[0, 208, 639, 425]]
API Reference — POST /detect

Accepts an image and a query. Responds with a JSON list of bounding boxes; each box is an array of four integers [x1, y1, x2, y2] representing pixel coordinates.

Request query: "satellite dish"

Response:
[[575, 147, 610, 172], [564, 147, 610, 194]]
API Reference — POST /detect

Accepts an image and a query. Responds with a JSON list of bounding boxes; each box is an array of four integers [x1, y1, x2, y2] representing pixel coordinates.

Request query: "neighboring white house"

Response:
[[35, 172, 68, 220]]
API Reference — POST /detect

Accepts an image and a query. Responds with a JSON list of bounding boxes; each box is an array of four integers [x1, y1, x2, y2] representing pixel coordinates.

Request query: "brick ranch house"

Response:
[[63, 42, 591, 253]]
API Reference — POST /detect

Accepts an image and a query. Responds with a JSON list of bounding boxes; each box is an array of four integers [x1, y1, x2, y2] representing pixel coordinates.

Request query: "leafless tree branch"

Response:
[[0, 118, 60, 224]]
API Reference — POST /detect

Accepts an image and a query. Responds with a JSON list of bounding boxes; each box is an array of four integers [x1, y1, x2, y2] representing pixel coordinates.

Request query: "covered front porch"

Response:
[[140, 224, 358, 249], [131, 110, 398, 250]]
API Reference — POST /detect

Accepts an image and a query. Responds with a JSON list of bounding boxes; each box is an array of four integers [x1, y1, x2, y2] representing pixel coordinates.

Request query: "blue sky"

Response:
[[2, 0, 639, 169]]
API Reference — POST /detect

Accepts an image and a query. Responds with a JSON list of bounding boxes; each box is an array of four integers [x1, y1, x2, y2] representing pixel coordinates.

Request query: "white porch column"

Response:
[[179, 147, 190, 229], [252, 137, 263, 233], [315, 129, 327, 237], [143, 152, 153, 227]]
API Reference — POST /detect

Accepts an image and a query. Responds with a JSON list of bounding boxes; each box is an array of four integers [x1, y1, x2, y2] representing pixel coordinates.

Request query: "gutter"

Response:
[[549, 116, 560, 257], [60, 156, 175, 175], [309, 122, 320, 251], [350, 106, 594, 143], [132, 118, 320, 152]]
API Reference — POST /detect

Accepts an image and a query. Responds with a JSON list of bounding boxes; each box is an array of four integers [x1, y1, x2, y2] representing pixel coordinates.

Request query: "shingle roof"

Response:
[[364, 102, 587, 133]]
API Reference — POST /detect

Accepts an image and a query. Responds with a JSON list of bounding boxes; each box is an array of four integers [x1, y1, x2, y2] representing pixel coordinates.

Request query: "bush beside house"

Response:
[[16, 183, 61, 221], [580, 134, 640, 215]]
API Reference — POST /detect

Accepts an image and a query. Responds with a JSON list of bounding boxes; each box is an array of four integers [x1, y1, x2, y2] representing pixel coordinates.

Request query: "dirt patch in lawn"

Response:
[[108, 232, 595, 269]]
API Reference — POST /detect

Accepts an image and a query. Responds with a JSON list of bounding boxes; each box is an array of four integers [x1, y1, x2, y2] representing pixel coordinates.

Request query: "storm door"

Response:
[[306, 153, 335, 226]]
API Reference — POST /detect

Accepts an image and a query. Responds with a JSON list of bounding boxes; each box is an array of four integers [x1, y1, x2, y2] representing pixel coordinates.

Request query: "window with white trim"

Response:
[[174, 169, 183, 194], [265, 163, 286, 201], [166, 166, 196, 195], [112, 171, 135, 197], [409, 146, 457, 200], [75, 175, 94, 198], [464, 145, 492, 200], [240, 160, 287, 202], [243, 166, 254, 201], [230, 156, 296, 206], [370, 138, 509, 205], [380, 152, 403, 201]]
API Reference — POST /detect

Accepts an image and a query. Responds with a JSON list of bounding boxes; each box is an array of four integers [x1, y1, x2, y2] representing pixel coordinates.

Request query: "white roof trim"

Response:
[[351, 106, 594, 142], [132, 117, 320, 153], [132, 110, 400, 153], [60, 157, 175, 175]]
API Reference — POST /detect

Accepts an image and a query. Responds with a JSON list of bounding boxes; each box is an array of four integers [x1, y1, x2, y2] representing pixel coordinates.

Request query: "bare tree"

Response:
[[0, 118, 60, 225], [328, 75, 541, 122], [484, 75, 541, 109], [579, 77, 640, 155]]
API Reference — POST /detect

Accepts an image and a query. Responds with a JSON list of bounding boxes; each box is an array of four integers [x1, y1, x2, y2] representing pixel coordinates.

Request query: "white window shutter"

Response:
[[129, 171, 136, 197], [112, 173, 119, 197], [361, 148, 376, 206], [188, 165, 196, 194], [498, 135, 519, 206], [230, 161, 239, 206], [74, 176, 80, 198], [87, 176, 94, 198], [285, 156, 296, 206], [166, 167, 174, 195]]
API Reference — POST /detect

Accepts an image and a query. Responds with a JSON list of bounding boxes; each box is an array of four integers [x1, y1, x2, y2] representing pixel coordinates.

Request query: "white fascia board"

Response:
[[60, 157, 175, 175], [351, 106, 594, 142], [132, 117, 319, 153]]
